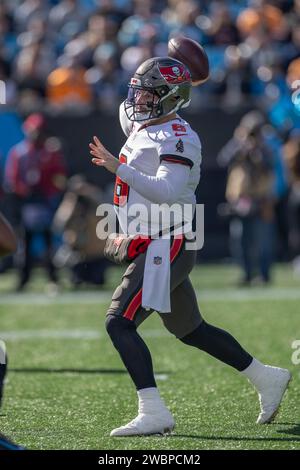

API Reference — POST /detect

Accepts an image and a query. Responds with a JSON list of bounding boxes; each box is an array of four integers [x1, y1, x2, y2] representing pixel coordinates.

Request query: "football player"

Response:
[[0, 212, 17, 259], [89, 57, 291, 437], [0, 212, 24, 449], [0, 211, 17, 408]]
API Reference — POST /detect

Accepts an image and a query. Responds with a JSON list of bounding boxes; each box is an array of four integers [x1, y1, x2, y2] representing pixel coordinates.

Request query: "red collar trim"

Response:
[[137, 117, 182, 132]]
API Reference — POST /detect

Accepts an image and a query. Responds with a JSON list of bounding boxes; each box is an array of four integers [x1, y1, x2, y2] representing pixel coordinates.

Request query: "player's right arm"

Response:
[[0, 212, 17, 257], [115, 162, 190, 204], [89, 132, 201, 204]]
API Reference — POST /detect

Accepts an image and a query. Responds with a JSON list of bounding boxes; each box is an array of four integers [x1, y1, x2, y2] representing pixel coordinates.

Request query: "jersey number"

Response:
[[114, 154, 129, 207]]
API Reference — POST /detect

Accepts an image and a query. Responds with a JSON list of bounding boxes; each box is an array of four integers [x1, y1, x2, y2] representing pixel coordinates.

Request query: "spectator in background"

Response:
[[0, 0, 297, 113], [63, 10, 119, 67], [120, 40, 154, 81], [13, 23, 55, 112], [118, 0, 169, 48], [49, 0, 87, 34], [52, 174, 108, 287], [263, 122, 290, 261], [219, 111, 277, 285], [283, 130, 300, 261], [49, 0, 88, 55], [14, 15, 56, 82], [86, 43, 125, 112], [119, 2, 167, 79], [5, 113, 67, 291], [17, 15, 53, 47], [13, 0, 48, 33], [204, 1, 240, 46], [93, 0, 130, 26], [46, 53, 92, 110], [215, 44, 250, 108], [0, 5, 18, 63], [14, 39, 49, 85], [268, 57, 300, 136], [164, 0, 203, 44]]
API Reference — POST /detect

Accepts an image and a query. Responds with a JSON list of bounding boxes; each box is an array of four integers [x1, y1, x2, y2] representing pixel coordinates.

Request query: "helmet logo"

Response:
[[130, 77, 142, 86], [159, 64, 190, 83]]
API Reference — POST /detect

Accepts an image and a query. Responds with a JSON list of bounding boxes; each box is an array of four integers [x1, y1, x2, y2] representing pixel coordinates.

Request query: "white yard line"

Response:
[[0, 291, 112, 305], [1, 288, 300, 305], [0, 328, 168, 341], [1, 287, 299, 343]]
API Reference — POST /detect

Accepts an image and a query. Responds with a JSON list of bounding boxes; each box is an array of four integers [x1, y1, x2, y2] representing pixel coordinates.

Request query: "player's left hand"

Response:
[[89, 136, 121, 174]]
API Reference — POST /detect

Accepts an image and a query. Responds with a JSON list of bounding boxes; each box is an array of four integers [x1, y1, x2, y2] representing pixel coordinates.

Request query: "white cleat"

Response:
[[256, 367, 292, 424], [110, 411, 175, 437]]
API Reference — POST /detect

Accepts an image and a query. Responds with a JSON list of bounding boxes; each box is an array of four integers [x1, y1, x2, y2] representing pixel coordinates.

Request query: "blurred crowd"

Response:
[[0, 112, 111, 291], [219, 111, 300, 285], [0, 0, 299, 290], [0, 107, 299, 290], [0, 0, 299, 117]]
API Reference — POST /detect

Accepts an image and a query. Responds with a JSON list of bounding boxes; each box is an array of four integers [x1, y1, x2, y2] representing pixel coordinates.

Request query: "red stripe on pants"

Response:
[[123, 236, 184, 321]]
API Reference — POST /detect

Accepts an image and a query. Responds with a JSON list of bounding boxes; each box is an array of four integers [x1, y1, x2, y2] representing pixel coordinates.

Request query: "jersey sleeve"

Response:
[[119, 101, 133, 137], [157, 133, 201, 170], [116, 162, 190, 204]]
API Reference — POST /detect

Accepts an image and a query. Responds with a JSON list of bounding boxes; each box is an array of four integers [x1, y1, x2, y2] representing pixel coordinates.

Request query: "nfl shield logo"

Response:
[[153, 256, 162, 265]]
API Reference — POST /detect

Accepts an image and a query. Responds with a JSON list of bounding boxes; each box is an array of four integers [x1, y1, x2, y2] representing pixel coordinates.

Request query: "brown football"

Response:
[[168, 36, 209, 86]]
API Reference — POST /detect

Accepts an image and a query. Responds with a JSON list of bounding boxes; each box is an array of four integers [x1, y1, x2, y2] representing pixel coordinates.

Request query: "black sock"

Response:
[[105, 315, 157, 390], [0, 353, 7, 408], [180, 321, 253, 371]]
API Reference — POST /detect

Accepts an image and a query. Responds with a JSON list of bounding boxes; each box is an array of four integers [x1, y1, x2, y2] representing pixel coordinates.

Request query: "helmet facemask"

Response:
[[125, 87, 162, 122], [125, 84, 176, 122]]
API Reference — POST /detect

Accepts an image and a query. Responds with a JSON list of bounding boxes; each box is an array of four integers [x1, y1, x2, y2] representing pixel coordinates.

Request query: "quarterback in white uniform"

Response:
[[90, 57, 291, 437], [116, 110, 201, 236]]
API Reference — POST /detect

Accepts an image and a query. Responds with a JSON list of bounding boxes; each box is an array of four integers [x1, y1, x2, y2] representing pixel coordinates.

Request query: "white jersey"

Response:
[[115, 102, 202, 235]]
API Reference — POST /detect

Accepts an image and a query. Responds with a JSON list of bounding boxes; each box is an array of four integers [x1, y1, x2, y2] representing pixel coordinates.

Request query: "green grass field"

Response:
[[0, 264, 299, 450]]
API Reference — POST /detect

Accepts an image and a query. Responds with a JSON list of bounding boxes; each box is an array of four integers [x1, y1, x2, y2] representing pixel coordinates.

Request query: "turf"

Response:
[[0, 264, 299, 450]]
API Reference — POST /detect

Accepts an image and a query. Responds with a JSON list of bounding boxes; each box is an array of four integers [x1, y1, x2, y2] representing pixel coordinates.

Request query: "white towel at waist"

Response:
[[141, 238, 171, 313]]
